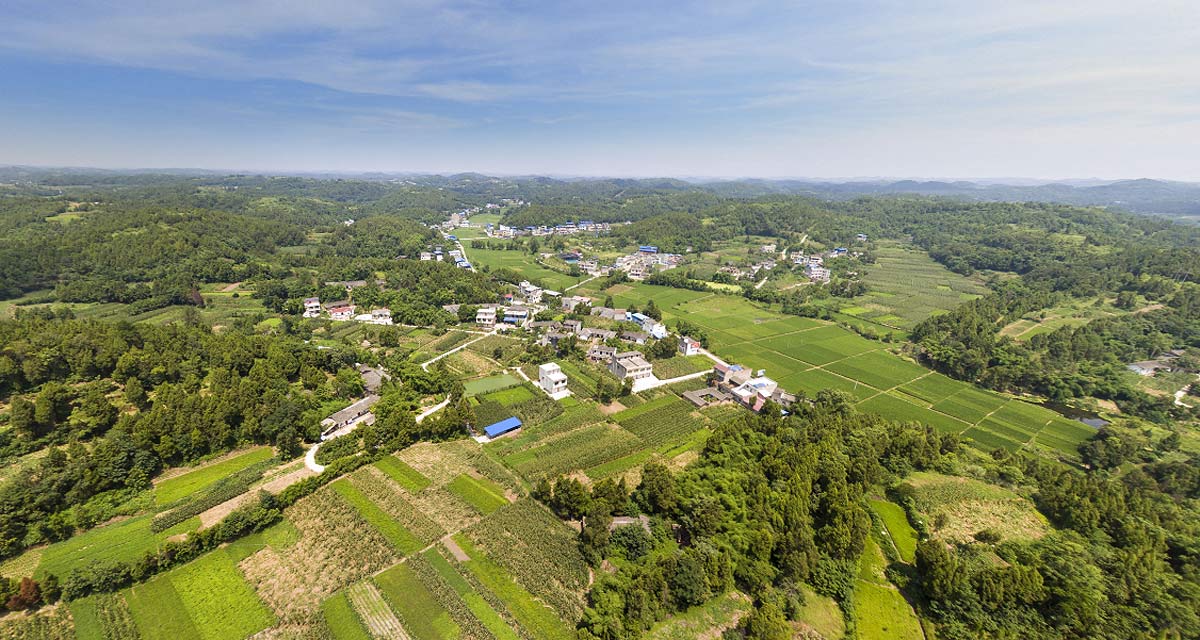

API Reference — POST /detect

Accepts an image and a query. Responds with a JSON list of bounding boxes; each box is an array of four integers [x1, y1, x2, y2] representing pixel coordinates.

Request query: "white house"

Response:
[[476, 307, 496, 330], [644, 320, 669, 340], [419, 252, 433, 261], [329, 304, 356, 321], [679, 335, 702, 356], [538, 363, 571, 399], [806, 264, 831, 283], [609, 352, 653, 382], [518, 281, 543, 304], [369, 308, 393, 325], [303, 297, 322, 318]]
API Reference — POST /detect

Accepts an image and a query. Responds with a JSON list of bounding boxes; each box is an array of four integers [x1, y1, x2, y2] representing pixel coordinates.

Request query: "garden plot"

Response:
[[239, 489, 400, 623], [503, 422, 643, 479], [824, 351, 928, 391]]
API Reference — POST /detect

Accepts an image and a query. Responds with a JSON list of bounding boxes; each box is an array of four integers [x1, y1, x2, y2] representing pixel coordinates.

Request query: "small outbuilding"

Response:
[[483, 416, 523, 439]]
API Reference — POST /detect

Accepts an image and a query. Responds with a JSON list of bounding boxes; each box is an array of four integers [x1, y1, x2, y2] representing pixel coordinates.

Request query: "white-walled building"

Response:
[[538, 363, 571, 399], [476, 307, 496, 330], [303, 297, 322, 318], [679, 335, 702, 356]]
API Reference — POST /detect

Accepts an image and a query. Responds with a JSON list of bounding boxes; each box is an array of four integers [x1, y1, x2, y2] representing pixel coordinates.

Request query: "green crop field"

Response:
[[853, 538, 924, 640], [126, 575, 202, 640], [452, 535, 575, 640], [858, 244, 990, 329], [332, 480, 424, 555], [424, 548, 521, 640], [154, 446, 274, 506], [504, 423, 642, 479], [70, 593, 138, 640], [824, 351, 928, 390], [870, 499, 919, 563], [322, 592, 372, 640], [466, 246, 584, 290], [482, 384, 535, 406], [35, 513, 199, 579], [374, 562, 460, 640], [616, 398, 704, 446], [374, 455, 432, 492], [447, 474, 510, 514], [464, 373, 521, 396], [167, 550, 277, 640]]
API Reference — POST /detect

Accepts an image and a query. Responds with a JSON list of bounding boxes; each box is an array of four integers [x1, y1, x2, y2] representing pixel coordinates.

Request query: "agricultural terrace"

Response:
[[154, 446, 275, 506], [856, 243, 990, 330], [900, 471, 1049, 544], [588, 283, 1095, 460]]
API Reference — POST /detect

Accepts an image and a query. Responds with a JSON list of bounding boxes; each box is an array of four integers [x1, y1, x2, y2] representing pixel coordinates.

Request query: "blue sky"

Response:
[[1, 1, 1197, 179]]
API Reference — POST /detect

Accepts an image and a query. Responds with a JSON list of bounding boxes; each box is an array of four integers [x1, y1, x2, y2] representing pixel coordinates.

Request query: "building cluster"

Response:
[[711, 362, 796, 412], [487, 219, 612, 239], [614, 246, 684, 280], [1127, 349, 1187, 376], [303, 297, 392, 325], [589, 307, 668, 339], [719, 258, 778, 281]]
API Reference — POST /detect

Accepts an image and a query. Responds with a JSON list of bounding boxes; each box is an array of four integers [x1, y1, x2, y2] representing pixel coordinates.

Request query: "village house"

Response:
[[587, 344, 618, 361], [562, 295, 590, 312], [328, 303, 356, 321], [580, 327, 617, 342], [806, 263, 831, 283], [620, 331, 649, 345], [518, 281, 543, 304], [502, 307, 530, 326], [369, 308, 392, 325], [303, 297, 322, 318], [609, 351, 654, 382], [325, 280, 368, 291], [562, 319, 583, 334], [712, 362, 796, 412], [761, 243, 777, 253], [591, 307, 628, 321], [538, 363, 571, 399], [679, 335, 702, 356], [476, 307, 496, 330], [419, 251, 432, 261]]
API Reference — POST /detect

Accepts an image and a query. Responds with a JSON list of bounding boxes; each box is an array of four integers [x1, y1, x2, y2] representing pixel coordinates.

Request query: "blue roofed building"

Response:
[[483, 416, 522, 438]]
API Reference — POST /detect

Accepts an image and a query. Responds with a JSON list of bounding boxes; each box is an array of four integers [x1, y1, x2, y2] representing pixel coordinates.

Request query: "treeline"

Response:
[[912, 448, 1200, 639], [543, 392, 957, 639], [912, 282, 1199, 421], [0, 312, 362, 559]]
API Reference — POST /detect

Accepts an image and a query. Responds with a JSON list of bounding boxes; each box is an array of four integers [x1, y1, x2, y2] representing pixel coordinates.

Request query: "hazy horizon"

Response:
[[3, 1, 1198, 180]]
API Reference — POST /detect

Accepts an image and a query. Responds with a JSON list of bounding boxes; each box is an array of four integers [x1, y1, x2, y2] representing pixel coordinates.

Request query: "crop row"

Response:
[[616, 399, 703, 446], [152, 457, 278, 532], [351, 469, 445, 543], [505, 423, 642, 479], [466, 500, 588, 621]]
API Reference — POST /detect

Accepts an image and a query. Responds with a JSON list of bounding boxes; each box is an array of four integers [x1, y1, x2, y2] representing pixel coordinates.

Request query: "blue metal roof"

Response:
[[484, 416, 522, 438]]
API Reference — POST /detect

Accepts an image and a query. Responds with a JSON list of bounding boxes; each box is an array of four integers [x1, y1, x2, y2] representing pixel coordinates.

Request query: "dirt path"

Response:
[[198, 466, 315, 528], [442, 535, 470, 562], [220, 282, 242, 292]]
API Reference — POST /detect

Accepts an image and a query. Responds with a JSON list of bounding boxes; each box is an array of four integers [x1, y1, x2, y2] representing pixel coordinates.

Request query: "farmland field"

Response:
[[464, 373, 521, 396], [374, 454, 432, 492], [447, 474, 510, 514], [69, 593, 138, 640], [858, 244, 990, 329], [901, 471, 1048, 543], [452, 535, 576, 640], [166, 550, 277, 640], [35, 513, 199, 579], [423, 548, 521, 640], [375, 562, 460, 640], [154, 446, 274, 506], [321, 592, 372, 640], [466, 246, 585, 291], [504, 422, 642, 478], [870, 499, 919, 563], [332, 479, 424, 555], [615, 397, 705, 446]]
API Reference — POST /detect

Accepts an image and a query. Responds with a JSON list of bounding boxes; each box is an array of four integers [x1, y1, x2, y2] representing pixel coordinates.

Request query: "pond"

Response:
[[1043, 401, 1109, 428]]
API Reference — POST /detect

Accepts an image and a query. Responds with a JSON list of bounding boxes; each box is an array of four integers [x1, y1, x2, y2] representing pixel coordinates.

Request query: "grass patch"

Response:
[[447, 474, 510, 515], [870, 499, 918, 563], [464, 374, 521, 396], [902, 471, 1049, 544], [168, 549, 277, 640], [154, 447, 274, 506], [374, 562, 460, 640], [644, 591, 751, 639], [321, 592, 372, 640], [126, 574, 202, 640], [36, 514, 199, 579], [374, 455, 432, 492], [332, 480, 423, 555]]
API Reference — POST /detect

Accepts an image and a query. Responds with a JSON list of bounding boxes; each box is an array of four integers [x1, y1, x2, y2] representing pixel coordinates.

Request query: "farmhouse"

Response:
[[580, 327, 617, 342], [591, 307, 628, 321], [325, 280, 368, 291], [620, 331, 649, 345], [806, 264, 831, 283], [327, 303, 356, 321], [587, 344, 618, 361], [476, 307, 496, 330], [713, 362, 796, 412], [609, 352, 653, 382], [303, 297, 322, 318], [518, 280, 543, 303], [369, 308, 392, 325], [562, 295, 591, 312], [538, 363, 571, 399], [679, 335, 702, 356], [419, 251, 433, 261], [562, 319, 583, 334], [502, 307, 530, 326]]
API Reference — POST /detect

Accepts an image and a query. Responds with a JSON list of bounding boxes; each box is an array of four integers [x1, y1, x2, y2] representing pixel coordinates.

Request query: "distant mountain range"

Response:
[[694, 178, 1200, 220], [2, 165, 1198, 221]]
